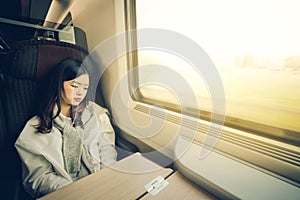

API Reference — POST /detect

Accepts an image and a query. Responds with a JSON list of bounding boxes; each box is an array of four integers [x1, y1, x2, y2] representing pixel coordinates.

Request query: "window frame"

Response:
[[125, 0, 300, 147], [124, 0, 300, 186]]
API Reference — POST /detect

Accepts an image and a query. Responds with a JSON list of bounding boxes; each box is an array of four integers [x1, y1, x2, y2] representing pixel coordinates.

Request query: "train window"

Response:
[[127, 0, 300, 146], [123, 0, 300, 186]]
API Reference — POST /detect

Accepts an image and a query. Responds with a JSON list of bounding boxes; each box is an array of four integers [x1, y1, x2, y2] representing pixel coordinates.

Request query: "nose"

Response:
[[75, 87, 85, 96]]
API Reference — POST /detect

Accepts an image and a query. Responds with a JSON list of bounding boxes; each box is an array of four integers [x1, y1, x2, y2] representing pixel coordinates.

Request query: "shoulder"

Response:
[[22, 116, 40, 132], [85, 102, 114, 130], [15, 116, 43, 148], [15, 116, 61, 152], [86, 101, 109, 115]]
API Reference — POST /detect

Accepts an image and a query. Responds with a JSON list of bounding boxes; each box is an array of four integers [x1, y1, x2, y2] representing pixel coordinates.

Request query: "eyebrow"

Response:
[[73, 81, 89, 86]]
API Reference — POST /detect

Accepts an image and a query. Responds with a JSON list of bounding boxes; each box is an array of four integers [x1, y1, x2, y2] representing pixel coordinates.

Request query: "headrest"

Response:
[[8, 40, 88, 80]]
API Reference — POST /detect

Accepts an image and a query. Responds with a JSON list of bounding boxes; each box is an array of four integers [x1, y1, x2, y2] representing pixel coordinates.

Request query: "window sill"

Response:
[[175, 136, 300, 200]]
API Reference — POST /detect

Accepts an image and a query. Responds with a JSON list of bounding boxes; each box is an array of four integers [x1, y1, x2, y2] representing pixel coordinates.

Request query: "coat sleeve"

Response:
[[96, 111, 117, 167], [14, 118, 72, 198], [15, 145, 72, 198]]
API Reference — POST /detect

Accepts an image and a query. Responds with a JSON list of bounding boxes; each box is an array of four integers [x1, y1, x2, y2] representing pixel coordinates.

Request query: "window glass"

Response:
[[134, 0, 300, 143]]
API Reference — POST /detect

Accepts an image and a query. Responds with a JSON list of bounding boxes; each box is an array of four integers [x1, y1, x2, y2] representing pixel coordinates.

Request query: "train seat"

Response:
[[1, 39, 88, 200]]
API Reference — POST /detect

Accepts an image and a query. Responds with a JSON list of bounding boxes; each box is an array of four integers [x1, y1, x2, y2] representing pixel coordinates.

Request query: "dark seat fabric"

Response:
[[5, 40, 89, 142], [0, 62, 6, 151], [0, 52, 11, 199], [1, 39, 89, 200]]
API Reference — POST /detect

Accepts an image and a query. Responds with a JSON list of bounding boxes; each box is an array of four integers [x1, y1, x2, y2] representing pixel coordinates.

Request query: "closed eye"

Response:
[[71, 85, 79, 88]]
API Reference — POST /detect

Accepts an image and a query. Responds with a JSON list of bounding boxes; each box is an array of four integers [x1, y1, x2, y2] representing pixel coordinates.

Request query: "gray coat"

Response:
[[15, 102, 117, 198]]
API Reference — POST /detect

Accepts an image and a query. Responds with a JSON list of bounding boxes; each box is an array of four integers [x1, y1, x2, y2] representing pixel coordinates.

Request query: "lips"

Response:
[[74, 98, 82, 102]]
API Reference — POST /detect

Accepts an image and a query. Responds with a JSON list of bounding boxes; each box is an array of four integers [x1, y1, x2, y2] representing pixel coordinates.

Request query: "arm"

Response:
[[15, 145, 72, 198], [97, 113, 117, 167]]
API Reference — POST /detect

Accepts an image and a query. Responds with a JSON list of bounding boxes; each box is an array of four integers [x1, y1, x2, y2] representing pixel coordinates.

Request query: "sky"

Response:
[[136, 0, 300, 66]]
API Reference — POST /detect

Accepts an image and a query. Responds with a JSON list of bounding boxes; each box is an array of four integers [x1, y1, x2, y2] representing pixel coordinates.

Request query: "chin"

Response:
[[71, 102, 81, 106]]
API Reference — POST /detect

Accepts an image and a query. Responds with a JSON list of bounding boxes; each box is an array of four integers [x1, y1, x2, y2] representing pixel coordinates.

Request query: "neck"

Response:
[[60, 103, 71, 117]]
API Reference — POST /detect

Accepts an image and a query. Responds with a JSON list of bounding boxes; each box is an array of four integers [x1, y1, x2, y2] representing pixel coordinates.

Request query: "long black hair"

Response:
[[37, 57, 90, 133]]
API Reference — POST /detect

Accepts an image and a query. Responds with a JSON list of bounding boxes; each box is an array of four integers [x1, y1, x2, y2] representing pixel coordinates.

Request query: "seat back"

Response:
[[0, 34, 9, 151], [0, 61, 6, 150], [2, 39, 88, 200], [5, 40, 88, 142]]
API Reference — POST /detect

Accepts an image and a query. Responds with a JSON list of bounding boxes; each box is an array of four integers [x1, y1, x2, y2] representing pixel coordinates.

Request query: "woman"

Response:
[[15, 58, 117, 198]]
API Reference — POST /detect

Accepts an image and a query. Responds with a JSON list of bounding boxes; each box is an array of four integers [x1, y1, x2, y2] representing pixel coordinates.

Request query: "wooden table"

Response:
[[39, 153, 173, 200], [39, 152, 216, 200]]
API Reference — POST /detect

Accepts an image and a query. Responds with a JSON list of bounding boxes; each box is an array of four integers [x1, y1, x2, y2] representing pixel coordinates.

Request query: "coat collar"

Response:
[[53, 102, 99, 126]]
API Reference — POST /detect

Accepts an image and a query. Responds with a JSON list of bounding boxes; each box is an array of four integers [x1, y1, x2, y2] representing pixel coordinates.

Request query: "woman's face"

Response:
[[61, 74, 89, 106]]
